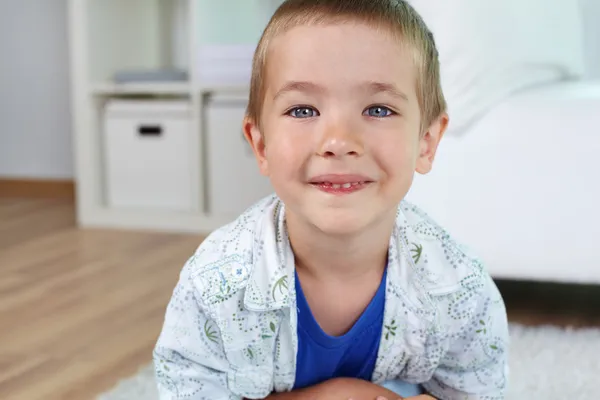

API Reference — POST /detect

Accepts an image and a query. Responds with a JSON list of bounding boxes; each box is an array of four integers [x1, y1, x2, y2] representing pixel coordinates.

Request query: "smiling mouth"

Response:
[[309, 180, 373, 194]]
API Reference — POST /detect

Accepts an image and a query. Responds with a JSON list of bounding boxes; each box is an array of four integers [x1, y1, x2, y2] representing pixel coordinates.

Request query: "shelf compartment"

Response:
[[86, 0, 190, 85], [90, 82, 191, 96]]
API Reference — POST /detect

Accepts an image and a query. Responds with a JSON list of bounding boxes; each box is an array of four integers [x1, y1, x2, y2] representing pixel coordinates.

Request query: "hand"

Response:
[[266, 378, 436, 400], [373, 395, 436, 400], [307, 377, 403, 400], [266, 378, 399, 399]]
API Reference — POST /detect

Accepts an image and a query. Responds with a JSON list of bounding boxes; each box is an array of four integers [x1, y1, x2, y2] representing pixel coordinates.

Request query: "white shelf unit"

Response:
[[67, 0, 278, 234], [89, 82, 193, 96]]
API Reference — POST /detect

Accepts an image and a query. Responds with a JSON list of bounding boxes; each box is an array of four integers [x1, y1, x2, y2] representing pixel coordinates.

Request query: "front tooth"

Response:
[[332, 184, 342, 189], [342, 183, 351, 189]]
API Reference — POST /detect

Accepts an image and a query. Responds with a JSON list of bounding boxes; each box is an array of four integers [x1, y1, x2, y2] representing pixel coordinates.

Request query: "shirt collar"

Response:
[[242, 199, 475, 312], [243, 198, 295, 311]]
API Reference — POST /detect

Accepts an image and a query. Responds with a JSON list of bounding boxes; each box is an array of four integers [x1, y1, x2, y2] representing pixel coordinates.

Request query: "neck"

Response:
[[285, 208, 397, 281]]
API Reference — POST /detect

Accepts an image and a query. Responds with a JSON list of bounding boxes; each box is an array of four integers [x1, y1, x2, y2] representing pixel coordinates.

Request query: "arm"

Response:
[[421, 274, 509, 400], [264, 378, 420, 400], [153, 262, 422, 400], [267, 378, 404, 399], [153, 259, 239, 400]]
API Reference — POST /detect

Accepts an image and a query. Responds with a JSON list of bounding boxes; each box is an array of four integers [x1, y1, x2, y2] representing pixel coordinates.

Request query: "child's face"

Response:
[[244, 22, 447, 235]]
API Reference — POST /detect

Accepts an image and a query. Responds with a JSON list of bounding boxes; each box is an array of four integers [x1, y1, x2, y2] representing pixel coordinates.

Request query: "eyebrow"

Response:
[[273, 81, 325, 101], [272, 80, 409, 102], [362, 81, 409, 102]]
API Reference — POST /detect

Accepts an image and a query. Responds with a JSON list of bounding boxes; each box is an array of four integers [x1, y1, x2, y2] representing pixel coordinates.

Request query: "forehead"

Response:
[[264, 22, 416, 95]]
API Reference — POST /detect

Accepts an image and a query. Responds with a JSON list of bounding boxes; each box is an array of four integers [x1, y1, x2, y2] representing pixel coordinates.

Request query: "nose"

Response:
[[317, 120, 364, 158]]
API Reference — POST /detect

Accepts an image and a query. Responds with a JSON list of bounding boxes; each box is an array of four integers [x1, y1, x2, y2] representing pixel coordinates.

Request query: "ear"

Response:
[[243, 116, 270, 176], [415, 113, 449, 175]]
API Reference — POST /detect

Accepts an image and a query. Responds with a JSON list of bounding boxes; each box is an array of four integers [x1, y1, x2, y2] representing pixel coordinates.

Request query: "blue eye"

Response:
[[364, 106, 394, 118], [288, 107, 319, 118]]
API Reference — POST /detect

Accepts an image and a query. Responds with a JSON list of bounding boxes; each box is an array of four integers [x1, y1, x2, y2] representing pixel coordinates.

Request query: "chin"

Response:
[[309, 209, 374, 236]]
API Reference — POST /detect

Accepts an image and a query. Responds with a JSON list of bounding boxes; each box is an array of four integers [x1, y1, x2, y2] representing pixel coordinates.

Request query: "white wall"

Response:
[[197, 0, 284, 45], [0, 0, 72, 179]]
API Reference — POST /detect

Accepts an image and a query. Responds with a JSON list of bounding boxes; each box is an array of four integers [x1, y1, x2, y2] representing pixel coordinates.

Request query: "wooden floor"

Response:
[[0, 198, 204, 400], [1, 198, 599, 400]]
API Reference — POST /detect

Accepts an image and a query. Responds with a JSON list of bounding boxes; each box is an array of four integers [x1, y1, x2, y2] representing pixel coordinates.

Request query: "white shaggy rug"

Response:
[[97, 324, 599, 399]]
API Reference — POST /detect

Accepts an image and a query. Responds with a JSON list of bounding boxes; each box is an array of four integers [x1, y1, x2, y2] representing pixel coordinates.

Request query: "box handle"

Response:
[[138, 125, 163, 136]]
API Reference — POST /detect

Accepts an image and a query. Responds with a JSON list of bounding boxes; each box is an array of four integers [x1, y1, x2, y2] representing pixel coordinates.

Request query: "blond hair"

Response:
[[246, 0, 446, 133]]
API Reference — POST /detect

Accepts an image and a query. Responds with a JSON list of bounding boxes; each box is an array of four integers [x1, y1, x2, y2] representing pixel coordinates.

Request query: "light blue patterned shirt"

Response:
[[153, 195, 509, 399]]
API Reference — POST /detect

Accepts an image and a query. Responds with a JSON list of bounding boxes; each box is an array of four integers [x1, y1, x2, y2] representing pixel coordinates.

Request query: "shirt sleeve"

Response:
[[153, 258, 241, 400], [422, 273, 510, 400]]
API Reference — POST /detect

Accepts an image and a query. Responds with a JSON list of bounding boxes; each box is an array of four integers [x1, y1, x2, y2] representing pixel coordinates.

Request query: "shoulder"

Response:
[[182, 195, 281, 312], [398, 201, 503, 327], [399, 200, 488, 290]]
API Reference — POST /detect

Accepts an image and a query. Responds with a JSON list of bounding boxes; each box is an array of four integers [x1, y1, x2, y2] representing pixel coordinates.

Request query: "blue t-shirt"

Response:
[[293, 267, 387, 389]]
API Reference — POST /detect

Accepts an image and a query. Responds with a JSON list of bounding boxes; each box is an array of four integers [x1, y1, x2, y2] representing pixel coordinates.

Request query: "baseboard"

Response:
[[0, 178, 75, 200]]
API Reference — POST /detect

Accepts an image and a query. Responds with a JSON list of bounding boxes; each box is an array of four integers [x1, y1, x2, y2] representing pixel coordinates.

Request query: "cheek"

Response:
[[372, 135, 419, 176], [264, 132, 307, 177]]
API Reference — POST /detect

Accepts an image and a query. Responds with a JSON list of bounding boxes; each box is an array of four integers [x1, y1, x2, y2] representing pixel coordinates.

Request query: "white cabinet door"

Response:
[[204, 94, 274, 217]]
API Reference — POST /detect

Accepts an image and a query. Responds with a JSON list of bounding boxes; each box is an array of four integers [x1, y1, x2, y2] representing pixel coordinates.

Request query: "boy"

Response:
[[153, 0, 509, 399]]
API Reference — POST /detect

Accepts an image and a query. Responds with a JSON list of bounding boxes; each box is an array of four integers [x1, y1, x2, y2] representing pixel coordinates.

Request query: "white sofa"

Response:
[[406, 81, 600, 285], [403, 0, 600, 285]]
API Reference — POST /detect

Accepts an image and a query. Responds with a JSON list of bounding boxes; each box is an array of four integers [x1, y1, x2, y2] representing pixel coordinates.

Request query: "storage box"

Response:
[[102, 100, 193, 211], [204, 94, 273, 216]]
